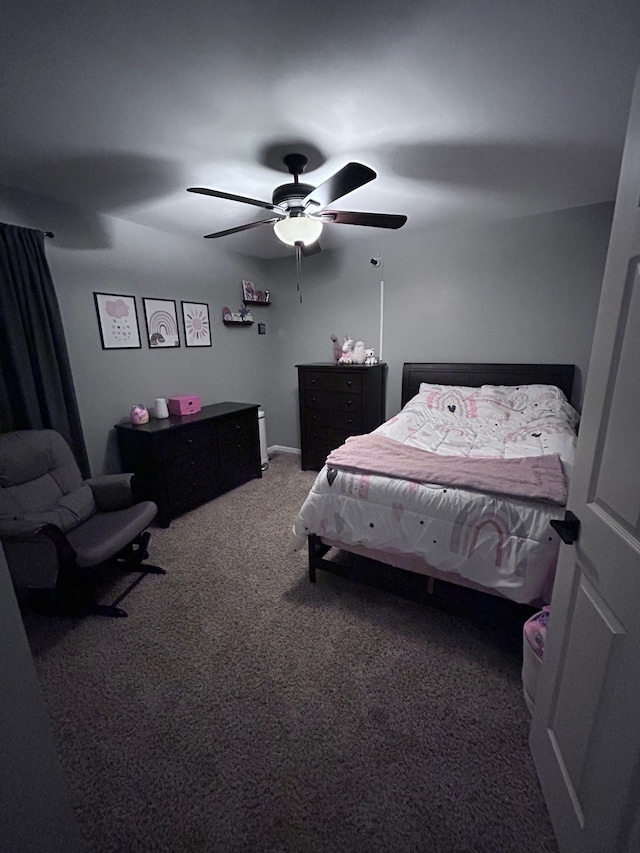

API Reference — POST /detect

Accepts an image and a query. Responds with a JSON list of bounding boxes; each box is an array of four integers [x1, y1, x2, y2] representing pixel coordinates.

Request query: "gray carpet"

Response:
[[23, 452, 558, 853]]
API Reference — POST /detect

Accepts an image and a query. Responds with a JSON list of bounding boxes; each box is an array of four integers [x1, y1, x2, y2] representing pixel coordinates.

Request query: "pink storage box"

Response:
[[168, 395, 202, 416]]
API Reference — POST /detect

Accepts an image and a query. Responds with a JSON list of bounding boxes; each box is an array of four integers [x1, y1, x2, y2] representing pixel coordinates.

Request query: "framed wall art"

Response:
[[242, 280, 256, 302], [94, 292, 141, 349], [142, 298, 180, 348], [181, 301, 212, 347]]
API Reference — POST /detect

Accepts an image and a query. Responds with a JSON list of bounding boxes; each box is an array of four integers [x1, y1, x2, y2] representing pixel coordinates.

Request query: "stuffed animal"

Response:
[[338, 336, 354, 364], [364, 348, 378, 365], [330, 333, 342, 364], [352, 341, 366, 364]]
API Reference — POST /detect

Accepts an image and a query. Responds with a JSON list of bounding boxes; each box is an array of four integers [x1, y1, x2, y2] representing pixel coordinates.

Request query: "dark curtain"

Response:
[[0, 222, 90, 477]]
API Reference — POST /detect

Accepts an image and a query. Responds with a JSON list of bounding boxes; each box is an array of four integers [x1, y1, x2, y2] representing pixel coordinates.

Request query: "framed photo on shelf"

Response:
[[242, 280, 256, 302], [142, 298, 180, 348], [181, 301, 211, 347], [94, 292, 141, 349]]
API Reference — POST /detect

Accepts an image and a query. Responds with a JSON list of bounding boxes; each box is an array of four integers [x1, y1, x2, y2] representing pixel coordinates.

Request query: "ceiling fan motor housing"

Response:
[[272, 182, 314, 212]]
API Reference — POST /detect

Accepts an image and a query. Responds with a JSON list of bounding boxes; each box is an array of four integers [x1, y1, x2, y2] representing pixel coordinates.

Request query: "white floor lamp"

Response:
[[371, 256, 384, 360]]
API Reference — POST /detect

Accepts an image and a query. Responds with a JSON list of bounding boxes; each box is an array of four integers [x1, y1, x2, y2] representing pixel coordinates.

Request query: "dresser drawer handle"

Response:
[[347, 380, 352, 386], [311, 396, 316, 403], [310, 378, 317, 384]]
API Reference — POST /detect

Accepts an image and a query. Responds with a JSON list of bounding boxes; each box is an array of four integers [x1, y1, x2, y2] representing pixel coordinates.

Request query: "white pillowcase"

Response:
[[416, 382, 579, 427]]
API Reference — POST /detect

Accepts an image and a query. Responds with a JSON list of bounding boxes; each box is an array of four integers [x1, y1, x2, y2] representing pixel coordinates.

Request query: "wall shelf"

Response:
[[242, 299, 271, 306], [223, 319, 254, 326]]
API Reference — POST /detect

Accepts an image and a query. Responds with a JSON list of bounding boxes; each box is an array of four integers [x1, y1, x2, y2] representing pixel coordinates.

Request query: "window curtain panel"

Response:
[[0, 222, 90, 477]]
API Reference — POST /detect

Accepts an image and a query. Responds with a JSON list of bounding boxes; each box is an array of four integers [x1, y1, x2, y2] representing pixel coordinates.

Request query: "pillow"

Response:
[[416, 383, 485, 418], [481, 384, 579, 428], [416, 382, 521, 420], [414, 381, 578, 425]]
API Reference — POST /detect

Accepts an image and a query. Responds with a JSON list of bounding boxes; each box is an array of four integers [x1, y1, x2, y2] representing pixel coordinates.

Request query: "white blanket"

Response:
[[288, 384, 579, 604]]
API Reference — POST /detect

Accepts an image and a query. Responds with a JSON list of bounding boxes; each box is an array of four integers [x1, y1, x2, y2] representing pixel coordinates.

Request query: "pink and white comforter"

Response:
[[288, 382, 579, 604]]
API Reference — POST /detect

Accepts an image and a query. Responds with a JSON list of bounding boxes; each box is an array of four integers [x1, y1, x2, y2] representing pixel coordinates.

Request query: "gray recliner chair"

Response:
[[0, 429, 164, 617]]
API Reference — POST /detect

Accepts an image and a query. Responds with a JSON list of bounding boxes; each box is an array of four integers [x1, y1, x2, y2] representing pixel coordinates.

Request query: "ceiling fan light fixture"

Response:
[[273, 215, 323, 247]]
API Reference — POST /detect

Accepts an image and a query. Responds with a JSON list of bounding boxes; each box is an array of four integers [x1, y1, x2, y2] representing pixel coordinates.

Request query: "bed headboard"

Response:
[[401, 362, 576, 408]]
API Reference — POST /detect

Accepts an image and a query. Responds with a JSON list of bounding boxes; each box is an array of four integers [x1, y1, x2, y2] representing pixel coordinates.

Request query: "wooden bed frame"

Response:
[[307, 361, 576, 606]]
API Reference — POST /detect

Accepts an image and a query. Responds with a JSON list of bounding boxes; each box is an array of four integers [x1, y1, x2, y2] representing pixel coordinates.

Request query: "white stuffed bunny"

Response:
[[352, 341, 366, 364]]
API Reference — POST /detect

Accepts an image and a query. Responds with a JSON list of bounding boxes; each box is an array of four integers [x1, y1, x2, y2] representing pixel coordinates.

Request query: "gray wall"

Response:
[[0, 184, 277, 475], [1, 184, 611, 472], [264, 202, 613, 448]]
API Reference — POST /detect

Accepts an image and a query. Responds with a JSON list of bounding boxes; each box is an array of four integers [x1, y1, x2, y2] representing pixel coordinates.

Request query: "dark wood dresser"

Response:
[[297, 363, 388, 470], [115, 402, 261, 527]]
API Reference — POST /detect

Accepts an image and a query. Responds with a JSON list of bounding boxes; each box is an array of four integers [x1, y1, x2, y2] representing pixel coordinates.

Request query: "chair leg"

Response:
[[116, 531, 166, 575], [31, 531, 166, 618], [30, 586, 128, 618], [88, 602, 128, 618]]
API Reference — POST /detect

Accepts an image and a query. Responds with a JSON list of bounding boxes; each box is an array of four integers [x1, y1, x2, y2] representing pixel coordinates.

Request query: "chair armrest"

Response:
[[86, 473, 135, 511], [1, 524, 75, 591]]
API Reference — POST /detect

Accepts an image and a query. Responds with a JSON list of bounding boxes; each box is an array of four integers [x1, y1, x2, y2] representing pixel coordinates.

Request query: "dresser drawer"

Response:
[[303, 390, 363, 413], [305, 426, 355, 452], [301, 370, 362, 394], [166, 476, 212, 513], [217, 411, 257, 442], [160, 425, 213, 460], [164, 452, 215, 485], [304, 408, 362, 432]]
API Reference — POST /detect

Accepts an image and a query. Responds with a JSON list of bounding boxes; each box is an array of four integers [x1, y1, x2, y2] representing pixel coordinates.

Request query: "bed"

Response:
[[288, 362, 578, 606]]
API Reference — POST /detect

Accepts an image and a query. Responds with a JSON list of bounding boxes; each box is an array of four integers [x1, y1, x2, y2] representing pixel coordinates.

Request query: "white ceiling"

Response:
[[1, 0, 639, 258]]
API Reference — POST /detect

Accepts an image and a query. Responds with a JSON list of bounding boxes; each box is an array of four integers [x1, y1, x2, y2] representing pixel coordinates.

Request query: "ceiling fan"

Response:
[[187, 153, 407, 254]]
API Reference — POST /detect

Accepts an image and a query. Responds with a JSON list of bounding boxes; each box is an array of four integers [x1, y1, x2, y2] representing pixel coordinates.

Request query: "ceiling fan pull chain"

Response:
[[295, 242, 303, 302]]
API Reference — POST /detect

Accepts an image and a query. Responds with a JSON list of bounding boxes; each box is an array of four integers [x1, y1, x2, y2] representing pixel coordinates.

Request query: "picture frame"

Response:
[[142, 298, 180, 348], [242, 280, 256, 302], [242, 279, 269, 303], [181, 301, 212, 347], [94, 292, 141, 349]]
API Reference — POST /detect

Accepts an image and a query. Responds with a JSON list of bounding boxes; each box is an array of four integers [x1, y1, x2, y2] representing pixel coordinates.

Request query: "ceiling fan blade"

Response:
[[301, 240, 322, 256], [203, 218, 280, 239], [318, 210, 407, 229], [188, 187, 281, 212], [303, 163, 376, 210]]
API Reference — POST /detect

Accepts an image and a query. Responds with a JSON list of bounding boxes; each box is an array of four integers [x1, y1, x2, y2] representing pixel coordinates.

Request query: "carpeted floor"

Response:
[[23, 452, 558, 852]]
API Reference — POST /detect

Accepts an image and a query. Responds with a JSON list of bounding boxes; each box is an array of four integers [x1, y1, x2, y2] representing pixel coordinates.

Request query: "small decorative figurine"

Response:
[[364, 348, 378, 365], [352, 341, 366, 364], [338, 336, 354, 364], [330, 333, 342, 363], [130, 404, 149, 425]]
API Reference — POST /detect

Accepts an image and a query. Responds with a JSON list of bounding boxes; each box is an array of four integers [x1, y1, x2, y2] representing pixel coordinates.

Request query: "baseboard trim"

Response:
[[268, 445, 300, 456]]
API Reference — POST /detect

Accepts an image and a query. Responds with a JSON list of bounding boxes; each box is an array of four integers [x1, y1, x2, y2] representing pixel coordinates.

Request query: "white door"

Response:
[[530, 67, 640, 853]]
